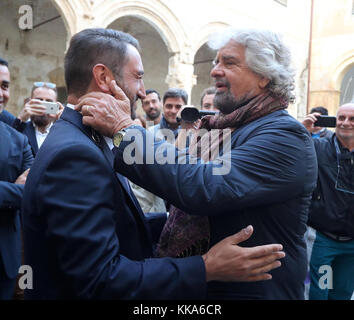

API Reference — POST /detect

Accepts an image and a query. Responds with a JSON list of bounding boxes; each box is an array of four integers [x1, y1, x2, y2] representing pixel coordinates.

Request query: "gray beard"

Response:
[[214, 91, 241, 114]]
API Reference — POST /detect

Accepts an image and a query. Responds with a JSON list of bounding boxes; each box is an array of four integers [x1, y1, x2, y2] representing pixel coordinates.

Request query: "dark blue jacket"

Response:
[[12, 119, 39, 156], [114, 109, 318, 300], [308, 135, 354, 237], [0, 110, 39, 156], [0, 110, 16, 126], [22, 107, 206, 300], [0, 121, 33, 280]]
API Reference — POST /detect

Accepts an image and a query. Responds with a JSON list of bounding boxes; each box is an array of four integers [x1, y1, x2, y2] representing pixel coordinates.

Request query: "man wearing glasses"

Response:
[[12, 82, 64, 157]]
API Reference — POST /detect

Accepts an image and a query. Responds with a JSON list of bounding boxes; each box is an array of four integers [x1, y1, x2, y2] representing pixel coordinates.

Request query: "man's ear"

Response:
[[259, 77, 270, 89], [92, 64, 115, 93]]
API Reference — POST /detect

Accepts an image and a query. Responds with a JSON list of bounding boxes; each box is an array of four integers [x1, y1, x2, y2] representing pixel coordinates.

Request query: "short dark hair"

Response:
[[163, 88, 188, 105], [200, 86, 216, 107], [0, 57, 9, 67], [64, 28, 140, 96], [310, 106, 328, 115], [145, 89, 160, 101]]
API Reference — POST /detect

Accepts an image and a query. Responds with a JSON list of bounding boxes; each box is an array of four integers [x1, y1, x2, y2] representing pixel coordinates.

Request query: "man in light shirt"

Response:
[[12, 82, 63, 156]]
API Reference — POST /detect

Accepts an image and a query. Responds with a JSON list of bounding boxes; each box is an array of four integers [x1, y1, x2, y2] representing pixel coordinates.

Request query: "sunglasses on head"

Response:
[[33, 82, 56, 89]]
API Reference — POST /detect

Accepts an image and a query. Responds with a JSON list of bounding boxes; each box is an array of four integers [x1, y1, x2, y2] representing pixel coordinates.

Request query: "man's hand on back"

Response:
[[203, 225, 285, 282]]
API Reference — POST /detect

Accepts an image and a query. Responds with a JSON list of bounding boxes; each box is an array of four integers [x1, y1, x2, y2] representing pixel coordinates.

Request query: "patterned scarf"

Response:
[[157, 92, 288, 258]]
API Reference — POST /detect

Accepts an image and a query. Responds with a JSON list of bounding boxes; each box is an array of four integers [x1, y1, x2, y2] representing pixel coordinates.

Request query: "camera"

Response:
[[177, 107, 218, 123]]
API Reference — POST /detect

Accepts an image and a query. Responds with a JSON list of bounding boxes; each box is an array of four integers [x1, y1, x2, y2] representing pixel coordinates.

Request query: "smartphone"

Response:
[[314, 115, 336, 128], [40, 101, 59, 115]]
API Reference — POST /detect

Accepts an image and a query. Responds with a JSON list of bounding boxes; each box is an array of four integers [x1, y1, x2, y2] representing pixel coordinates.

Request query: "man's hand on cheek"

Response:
[[75, 80, 134, 137]]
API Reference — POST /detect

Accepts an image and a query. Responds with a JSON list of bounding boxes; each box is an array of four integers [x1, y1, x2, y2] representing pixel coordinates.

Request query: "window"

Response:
[[274, 0, 287, 6]]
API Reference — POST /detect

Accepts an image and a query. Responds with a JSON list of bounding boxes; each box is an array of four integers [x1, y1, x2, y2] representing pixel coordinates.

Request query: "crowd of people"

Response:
[[0, 26, 353, 300]]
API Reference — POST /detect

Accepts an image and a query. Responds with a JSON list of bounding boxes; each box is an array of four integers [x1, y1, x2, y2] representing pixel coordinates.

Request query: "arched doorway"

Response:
[[108, 16, 170, 116], [191, 43, 217, 107], [0, 0, 67, 113], [340, 65, 354, 105]]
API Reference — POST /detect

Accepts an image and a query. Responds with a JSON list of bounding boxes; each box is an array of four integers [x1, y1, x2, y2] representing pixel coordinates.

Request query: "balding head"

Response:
[[336, 103, 354, 148]]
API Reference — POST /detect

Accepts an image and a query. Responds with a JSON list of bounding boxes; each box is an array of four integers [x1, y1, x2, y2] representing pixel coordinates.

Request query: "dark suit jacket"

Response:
[[12, 119, 39, 156], [0, 110, 39, 156], [0, 121, 33, 279], [22, 107, 206, 300], [0, 110, 16, 126]]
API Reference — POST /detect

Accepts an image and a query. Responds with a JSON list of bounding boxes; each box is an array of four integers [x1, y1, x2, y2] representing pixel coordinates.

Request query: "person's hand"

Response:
[[18, 99, 47, 122], [15, 169, 30, 185], [54, 102, 65, 120], [132, 118, 144, 127], [202, 225, 285, 282], [302, 112, 321, 133], [75, 80, 134, 137]]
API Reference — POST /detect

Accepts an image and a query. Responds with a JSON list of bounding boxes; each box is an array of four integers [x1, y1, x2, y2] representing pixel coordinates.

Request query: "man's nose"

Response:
[[172, 107, 180, 114], [342, 118, 351, 126], [210, 64, 224, 78], [138, 81, 146, 100]]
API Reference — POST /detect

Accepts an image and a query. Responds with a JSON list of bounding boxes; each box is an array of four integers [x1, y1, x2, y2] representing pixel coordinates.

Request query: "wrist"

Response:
[[113, 118, 134, 135], [202, 253, 213, 282], [18, 113, 29, 122]]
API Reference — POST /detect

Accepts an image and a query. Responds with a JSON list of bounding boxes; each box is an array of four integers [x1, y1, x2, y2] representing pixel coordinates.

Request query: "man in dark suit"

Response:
[[22, 28, 284, 299], [0, 57, 33, 299], [11, 82, 63, 157]]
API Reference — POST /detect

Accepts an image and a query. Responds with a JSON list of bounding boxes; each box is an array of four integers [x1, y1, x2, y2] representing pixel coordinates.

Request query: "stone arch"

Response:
[[191, 22, 230, 61], [330, 51, 354, 91], [50, 0, 78, 39], [93, 0, 188, 54]]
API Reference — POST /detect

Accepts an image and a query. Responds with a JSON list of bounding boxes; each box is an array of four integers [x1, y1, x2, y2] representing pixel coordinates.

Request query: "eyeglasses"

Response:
[[33, 82, 56, 89]]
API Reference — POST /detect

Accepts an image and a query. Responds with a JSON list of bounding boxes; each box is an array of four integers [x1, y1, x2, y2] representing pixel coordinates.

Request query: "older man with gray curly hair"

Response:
[[77, 28, 318, 299]]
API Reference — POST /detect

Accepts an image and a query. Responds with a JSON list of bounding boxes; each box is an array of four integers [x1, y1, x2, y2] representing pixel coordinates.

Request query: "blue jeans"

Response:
[[309, 231, 354, 300]]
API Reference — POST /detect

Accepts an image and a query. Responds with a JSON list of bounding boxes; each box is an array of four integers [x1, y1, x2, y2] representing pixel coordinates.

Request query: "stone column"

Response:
[[165, 50, 197, 104]]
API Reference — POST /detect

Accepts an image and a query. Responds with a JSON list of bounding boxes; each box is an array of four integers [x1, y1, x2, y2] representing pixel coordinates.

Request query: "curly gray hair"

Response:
[[208, 28, 295, 103]]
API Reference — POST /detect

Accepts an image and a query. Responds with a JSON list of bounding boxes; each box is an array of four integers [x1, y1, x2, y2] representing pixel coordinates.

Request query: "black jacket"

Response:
[[308, 135, 354, 237]]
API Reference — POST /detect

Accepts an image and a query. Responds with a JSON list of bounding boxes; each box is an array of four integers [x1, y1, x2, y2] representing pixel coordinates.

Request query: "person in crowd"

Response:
[[130, 89, 166, 213], [149, 88, 187, 141], [302, 103, 354, 300], [0, 57, 33, 299], [141, 89, 162, 127], [22, 28, 285, 300], [200, 86, 218, 111], [77, 28, 318, 299], [308, 106, 334, 139], [11, 82, 63, 156]]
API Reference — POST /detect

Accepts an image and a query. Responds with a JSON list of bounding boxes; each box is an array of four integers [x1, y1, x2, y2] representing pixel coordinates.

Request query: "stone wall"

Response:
[[0, 0, 67, 116]]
